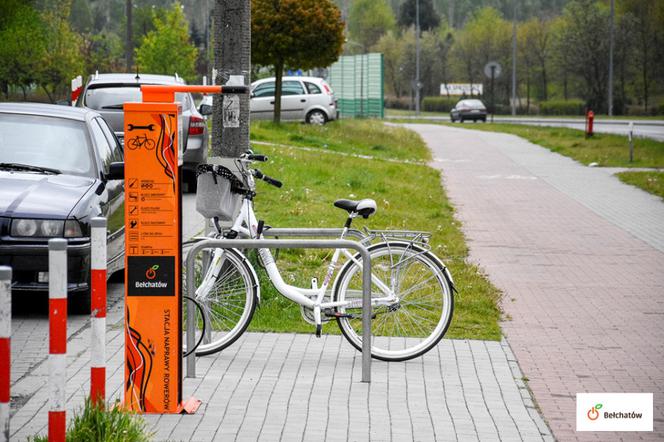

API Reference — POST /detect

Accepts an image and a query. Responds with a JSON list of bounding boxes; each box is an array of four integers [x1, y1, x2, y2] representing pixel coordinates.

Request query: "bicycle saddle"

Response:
[[334, 198, 377, 218]]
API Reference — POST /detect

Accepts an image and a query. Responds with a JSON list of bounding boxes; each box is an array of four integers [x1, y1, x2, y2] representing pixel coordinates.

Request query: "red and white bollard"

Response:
[[90, 217, 106, 405], [0, 266, 11, 442], [48, 239, 67, 442]]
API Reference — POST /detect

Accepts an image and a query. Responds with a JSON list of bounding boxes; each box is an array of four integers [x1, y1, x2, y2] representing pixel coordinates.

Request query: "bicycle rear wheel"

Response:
[[332, 242, 454, 361], [183, 247, 258, 356]]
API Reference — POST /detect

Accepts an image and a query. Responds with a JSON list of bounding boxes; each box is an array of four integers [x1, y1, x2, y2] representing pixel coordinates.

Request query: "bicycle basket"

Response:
[[195, 164, 245, 221]]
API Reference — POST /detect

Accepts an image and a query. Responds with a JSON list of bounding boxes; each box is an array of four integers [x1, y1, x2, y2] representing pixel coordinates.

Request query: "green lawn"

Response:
[[616, 171, 664, 200], [440, 122, 664, 168], [242, 119, 502, 341]]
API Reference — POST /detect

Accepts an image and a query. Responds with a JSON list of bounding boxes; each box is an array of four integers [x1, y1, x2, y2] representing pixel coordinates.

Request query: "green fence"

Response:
[[327, 53, 384, 118]]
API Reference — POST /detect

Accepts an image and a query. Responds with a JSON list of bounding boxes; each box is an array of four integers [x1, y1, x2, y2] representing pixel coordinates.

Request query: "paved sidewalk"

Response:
[[410, 124, 664, 441], [9, 283, 551, 441]]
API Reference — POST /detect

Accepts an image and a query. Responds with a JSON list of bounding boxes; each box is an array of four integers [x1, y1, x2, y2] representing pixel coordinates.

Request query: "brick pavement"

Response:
[[9, 284, 550, 441], [411, 124, 664, 441]]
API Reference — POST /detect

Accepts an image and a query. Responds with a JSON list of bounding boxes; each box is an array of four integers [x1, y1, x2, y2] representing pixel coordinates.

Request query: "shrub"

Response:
[[384, 96, 412, 110], [422, 96, 458, 112], [32, 399, 153, 442], [539, 99, 586, 116]]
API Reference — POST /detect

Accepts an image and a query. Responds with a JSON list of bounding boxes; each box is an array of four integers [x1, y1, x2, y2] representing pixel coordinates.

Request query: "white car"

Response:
[[250, 76, 338, 124]]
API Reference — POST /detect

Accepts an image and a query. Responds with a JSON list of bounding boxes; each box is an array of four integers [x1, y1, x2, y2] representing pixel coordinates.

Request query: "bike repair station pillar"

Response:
[[123, 84, 239, 414], [123, 92, 184, 413]]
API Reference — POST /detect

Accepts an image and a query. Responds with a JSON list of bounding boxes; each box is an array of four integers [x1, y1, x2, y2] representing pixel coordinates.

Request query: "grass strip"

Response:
[[245, 120, 501, 341], [616, 171, 664, 200], [457, 123, 664, 168]]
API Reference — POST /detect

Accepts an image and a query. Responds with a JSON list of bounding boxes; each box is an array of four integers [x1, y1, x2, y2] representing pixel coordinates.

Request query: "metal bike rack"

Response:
[[185, 239, 373, 382]]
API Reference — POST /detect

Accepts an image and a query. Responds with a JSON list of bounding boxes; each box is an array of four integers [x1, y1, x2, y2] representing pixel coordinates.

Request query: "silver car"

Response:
[[76, 73, 208, 190], [250, 76, 338, 124]]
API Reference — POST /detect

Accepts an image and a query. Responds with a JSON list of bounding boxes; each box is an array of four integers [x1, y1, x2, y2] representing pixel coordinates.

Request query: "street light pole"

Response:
[[511, 0, 517, 116], [415, 0, 421, 116], [608, 0, 615, 116]]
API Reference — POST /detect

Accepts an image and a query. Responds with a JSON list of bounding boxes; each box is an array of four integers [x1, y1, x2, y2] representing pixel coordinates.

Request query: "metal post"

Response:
[[185, 239, 372, 382], [491, 66, 496, 123], [608, 0, 615, 116], [90, 217, 107, 405], [415, 0, 421, 116], [0, 267, 11, 442], [511, 0, 517, 116], [48, 239, 67, 442], [629, 122, 634, 162]]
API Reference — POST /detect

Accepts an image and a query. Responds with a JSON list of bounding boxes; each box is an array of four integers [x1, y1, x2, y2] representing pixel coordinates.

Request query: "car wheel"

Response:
[[306, 110, 327, 125], [450, 117, 456, 123], [459, 118, 464, 123]]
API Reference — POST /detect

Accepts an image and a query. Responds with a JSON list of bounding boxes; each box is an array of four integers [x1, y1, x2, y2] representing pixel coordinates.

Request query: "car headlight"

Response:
[[10, 219, 83, 238]]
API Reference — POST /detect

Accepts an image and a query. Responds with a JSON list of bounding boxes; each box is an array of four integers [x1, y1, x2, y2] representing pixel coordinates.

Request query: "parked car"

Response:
[[450, 99, 487, 123], [250, 76, 338, 124], [76, 73, 207, 190], [0, 103, 125, 312]]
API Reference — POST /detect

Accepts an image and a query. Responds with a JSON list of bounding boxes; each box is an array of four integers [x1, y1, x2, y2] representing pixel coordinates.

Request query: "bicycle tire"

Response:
[[145, 139, 156, 150], [183, 247, 258, 356], [332, 241, 454, 361], [182, 295, 206, 358]]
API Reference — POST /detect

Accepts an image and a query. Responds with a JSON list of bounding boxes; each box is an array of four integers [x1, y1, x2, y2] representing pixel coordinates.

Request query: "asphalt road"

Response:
[[388, 115, 664, 141]]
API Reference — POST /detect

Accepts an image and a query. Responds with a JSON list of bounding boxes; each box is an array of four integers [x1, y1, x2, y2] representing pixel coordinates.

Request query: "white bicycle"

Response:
[[184, 153, 456, 361]]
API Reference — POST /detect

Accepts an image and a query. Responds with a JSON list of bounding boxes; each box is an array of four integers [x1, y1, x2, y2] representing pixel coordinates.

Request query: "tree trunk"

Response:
[[273, 60, 284, 124], [541, 63, 547, 101], [126, 0, 133, 72], [563, 70, 568, 101], [526, 73, 530, 114], [20, 85, 27, 101], [41, 85, 54, 103], [212, 0, 251, 157]]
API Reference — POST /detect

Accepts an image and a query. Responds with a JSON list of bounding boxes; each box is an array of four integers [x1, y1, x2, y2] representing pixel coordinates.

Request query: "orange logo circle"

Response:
[[587, 407, 599, 421], [145, 265, 159, 280]]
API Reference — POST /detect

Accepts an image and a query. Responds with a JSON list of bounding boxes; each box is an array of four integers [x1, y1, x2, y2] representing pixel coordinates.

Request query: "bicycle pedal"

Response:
[[315, 324, 322, 338]]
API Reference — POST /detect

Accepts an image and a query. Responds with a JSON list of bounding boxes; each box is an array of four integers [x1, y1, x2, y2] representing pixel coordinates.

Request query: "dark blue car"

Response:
[[0, 103, 125, 312]]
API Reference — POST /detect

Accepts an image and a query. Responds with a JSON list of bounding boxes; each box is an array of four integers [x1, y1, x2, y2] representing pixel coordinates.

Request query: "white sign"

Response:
[[576, 393, 653, 432], [223, 95, 240, 128], [439, 83, 483, 96], [484, 61, 502, 79]]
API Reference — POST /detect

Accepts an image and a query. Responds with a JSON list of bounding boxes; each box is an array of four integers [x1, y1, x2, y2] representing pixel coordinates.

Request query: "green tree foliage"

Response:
[[556, 0, 610, 111], [518, 18, 550, 109], [451, 7, 510, 94], [252, 0, 345, 123], [37, 0, 85, 102], [619, 0, 664, 111], [135, 2, 197, 82], [348, 0, 396, 52], [398, 0, 440, 31], [0, 2, 48, 99]]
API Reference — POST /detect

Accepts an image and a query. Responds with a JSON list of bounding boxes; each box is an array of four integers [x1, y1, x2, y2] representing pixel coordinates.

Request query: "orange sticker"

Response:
[[123, 102, 181, 413]]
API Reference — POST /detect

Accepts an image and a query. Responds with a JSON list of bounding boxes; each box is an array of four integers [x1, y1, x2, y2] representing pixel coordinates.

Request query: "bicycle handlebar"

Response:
[[252, 168, 283, 188], [246, 154, 268, 162]]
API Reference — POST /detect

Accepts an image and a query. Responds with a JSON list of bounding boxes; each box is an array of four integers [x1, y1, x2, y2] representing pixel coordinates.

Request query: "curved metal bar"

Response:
[[185, 239, 372, 382]]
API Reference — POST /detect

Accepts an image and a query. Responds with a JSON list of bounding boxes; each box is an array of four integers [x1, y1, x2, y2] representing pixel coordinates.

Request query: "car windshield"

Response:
[[84, 85, 187, 110], [462, 100, 485, 109], [0, 113, 94, 177]]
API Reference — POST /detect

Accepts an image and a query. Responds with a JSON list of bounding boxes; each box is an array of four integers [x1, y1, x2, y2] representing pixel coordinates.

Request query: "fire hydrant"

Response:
[[585, 110, 594, 137]]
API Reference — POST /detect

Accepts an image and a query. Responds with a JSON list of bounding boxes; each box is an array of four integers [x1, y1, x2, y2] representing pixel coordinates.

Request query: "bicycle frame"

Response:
[[197, 196, 397, 322]]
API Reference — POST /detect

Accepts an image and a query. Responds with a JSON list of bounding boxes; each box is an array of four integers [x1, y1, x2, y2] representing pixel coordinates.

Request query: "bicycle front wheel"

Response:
[[332, 242, 454, 361], [183, 247, 258, 356]]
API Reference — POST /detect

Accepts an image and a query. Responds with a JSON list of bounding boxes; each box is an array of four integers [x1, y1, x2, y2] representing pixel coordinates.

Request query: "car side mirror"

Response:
[[198, 104, 213, 116], [107, 162, 124, 180]]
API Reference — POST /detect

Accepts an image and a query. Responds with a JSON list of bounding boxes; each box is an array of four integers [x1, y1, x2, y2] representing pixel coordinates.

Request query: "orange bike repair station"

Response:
[[122, 85, 224, 414]]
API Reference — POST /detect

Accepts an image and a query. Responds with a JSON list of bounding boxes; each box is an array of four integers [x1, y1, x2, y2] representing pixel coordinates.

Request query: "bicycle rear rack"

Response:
[[263, 227, 432, 249]]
